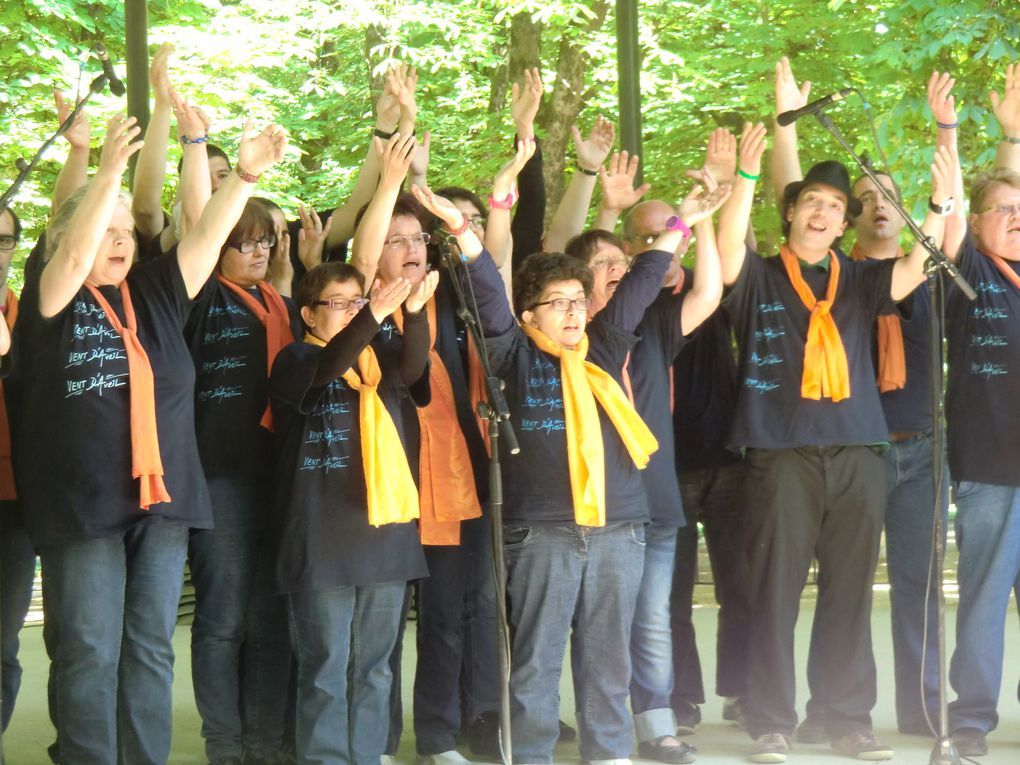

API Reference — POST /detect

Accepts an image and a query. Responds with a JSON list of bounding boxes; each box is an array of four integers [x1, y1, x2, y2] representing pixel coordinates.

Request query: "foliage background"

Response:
[[1, 0, 1018, 283]]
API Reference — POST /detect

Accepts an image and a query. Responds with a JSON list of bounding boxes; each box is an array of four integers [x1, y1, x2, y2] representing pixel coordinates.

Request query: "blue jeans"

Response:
[[40, 515, 189, 765], [189, 475, 271, 760], [289, 581, 407, 765], [504, 521, 645, 764], [948, 481, 1020, 734], [414, 513, 498, 754], [630, 522, 679, 742], [1, 515, 36, 732]]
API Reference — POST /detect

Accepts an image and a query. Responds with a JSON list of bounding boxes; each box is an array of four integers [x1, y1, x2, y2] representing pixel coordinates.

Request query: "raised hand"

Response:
[[410, 130, 431, 179], [599, 151, 651, 212], [927, 71, 958, 127], [238, 121, 288, 177], [97, 114, 144, 178], [493, 138, 537, 198], [267, 229, 294, 289], [375, 67, 401, 130], [373, 132, 417, 190], [676, 177, 733, 228], [775, 57, 811, 118], [573, 115, 615, 173], [55, 90, 90, 149], [694, 128, 737, 185], [930, 144, 954, 206], [511, 67, 544, 138], [369, 277, 413, 322], [990, 62, 1020, 137], [738, 122, 768, 178], [410, 184, 465, 232], [150, 43, 175, 107], [297, 205, 334, 269], [170, 90, 207, 142], [387, 64, 418, 132], [405, 269, 440, 314]]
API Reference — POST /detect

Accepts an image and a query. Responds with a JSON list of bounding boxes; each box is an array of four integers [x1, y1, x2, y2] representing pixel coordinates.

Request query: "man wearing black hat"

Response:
[[714, 123, 953, 763]]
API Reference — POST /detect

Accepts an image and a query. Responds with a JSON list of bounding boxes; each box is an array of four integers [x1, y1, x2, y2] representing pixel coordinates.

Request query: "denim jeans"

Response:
[[1, 515, 35, 732], [289, 580, 407, 765], [40, 515, 189, 765], [671, 462, 750, 708], [189, 475, 271, 760], [414, 513, 499, 754], [948, 481, 1020, 734], [504, 521, 645, 764], [630, 521, 679, 742]]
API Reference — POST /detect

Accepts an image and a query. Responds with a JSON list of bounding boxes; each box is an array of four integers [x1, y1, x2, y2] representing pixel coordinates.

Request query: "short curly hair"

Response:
[[513, 252, 594, 317]]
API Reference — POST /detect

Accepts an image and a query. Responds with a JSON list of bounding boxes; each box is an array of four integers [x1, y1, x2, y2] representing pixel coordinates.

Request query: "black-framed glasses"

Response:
[[0, 235, 17, 251], [384, 232, 430, 248], [529, 297, 592, 312], [467, 215, 487, 229], [232, 235, 277, 254], [314, 297, 369, 311]]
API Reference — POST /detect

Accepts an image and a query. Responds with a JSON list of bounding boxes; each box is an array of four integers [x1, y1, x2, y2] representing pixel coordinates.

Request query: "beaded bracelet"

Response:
[[180, 134, 208, 145]]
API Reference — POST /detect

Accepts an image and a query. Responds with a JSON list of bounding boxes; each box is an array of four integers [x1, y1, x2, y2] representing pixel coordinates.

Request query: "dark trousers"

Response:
[[742, 446, 886, 740], [670, 462, 751, 708], [1, 515, 35, 732]]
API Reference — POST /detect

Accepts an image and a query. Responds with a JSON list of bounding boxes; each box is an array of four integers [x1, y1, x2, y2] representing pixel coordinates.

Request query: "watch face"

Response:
[[665, 215, 681, 231]]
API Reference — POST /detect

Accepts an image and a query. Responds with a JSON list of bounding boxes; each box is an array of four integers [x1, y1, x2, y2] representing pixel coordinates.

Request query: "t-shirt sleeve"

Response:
[[855, 257, 897, 318], [721, 245, 760, 317], [467, 250, 517, 337]]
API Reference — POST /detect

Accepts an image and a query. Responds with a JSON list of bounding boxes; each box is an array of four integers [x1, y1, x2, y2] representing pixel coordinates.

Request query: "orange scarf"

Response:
[[215, 275, 294, 430], [0, 290, 18, 501], [304, 332, 420, 526], [850, 244, 906, 393], [779, 244, 851, 402], [393, 299, 482, 545], [985, 251, 1020, 291], [521, 324, 658, 526], [85, 282, 171, 510]]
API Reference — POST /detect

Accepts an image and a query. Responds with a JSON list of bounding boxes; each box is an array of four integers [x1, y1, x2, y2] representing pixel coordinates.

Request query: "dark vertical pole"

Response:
[[124, 0, 149, 184], [616, 0, 643, 184]]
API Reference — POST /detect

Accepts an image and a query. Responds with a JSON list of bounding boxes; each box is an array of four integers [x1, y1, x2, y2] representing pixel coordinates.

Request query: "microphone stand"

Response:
[[814, 109, 975, 765], [436, 236, 518, 765], [0, 73, 108, 217]]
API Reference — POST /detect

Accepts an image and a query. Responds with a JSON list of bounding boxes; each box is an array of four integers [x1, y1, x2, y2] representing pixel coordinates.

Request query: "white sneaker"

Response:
[[588, 760, 634, 765], [381, 756, 397, 765], [416, 751, 474, 765]]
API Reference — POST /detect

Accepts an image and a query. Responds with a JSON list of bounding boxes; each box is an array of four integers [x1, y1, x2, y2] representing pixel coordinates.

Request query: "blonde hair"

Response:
[[970, 168, 1020, 213], [45, 185, 133, 262]]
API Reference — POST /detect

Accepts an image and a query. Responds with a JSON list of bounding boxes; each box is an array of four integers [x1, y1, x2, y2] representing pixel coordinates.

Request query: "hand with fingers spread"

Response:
[[512, 67, 544, 139], [55, 90, 90, 150], [676, 176, 733, 228], [493, 139, 537, 199], [775, 56, 811, 120], [369, 277, 413, 323], [237, 122, 288, 179], [375, 67, 402, 131], [268, 229, 294, 291], [405, 269, 440, 314], [387, 64, 418, 135], [297, 205, 334, 270], [739, 122, 768, 180], [150, 43, 175, 108], [411, 184, 465, 232], [927, 71, 958, 128], [374, 132, 417, 191], [689, 128, 737, 185], [990, 62, 1020, 137], [573, 115, 615, 174], [97, 114, 144, 179], [599, 151, 652, 214]]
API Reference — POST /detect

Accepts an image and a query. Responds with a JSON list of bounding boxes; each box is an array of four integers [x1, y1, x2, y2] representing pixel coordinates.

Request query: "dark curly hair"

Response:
[[296, 262, 366, 310], [513, 252, 594, 317]]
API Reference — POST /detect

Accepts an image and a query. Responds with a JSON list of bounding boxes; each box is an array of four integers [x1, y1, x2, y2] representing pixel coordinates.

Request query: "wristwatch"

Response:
[[928, 197, 955, 216], [665, 215, 692, 238]]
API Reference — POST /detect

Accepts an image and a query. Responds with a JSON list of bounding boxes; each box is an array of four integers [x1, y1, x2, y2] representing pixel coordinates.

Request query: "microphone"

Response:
[[776, 88, 854, 127], [93, 43, 126, 96]]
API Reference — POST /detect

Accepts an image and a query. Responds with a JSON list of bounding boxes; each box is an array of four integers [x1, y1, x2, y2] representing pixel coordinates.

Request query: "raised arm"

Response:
[[172, 92, 212, 241], [131, 44, 175, 241], [486, 138, 537, 267], [593, 151, 651, 232], [544, 115, 615, 252], [349, 133, 417, 285], [401, 270, 440, 384], [771, 57, 809, 201], [927, 71, 967, 259], [52, 91, 91, 214], [40, 115, 144, 318], [680, 190, 726, 336], [991, 62, 1020, 173], [296, 204, 334, 272], [718, 123, 767, 286], [176, 122, 288, 297], [891, 145, 952, 300]]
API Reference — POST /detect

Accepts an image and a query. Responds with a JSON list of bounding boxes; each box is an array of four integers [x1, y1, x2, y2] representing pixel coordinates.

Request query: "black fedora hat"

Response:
[[782, 160, 863, 218]]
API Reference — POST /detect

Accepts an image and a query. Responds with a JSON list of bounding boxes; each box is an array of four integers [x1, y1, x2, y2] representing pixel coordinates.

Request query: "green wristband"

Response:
[[738, 169, 759, 181]]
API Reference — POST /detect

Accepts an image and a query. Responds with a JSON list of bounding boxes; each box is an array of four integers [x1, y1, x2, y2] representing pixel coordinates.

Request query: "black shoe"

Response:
[[558, 719, 577, 742], [637, 736, 697, 764], [47, 742, 61, 764], [673, 702, 701, 735], [466, 711, 502, 761], [952, 727, 988, 757], [794, 716, 827, 744]]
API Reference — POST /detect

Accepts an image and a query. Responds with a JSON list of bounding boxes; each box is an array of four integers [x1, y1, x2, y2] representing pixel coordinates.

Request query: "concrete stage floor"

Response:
[[4, 588, 1020, 765]]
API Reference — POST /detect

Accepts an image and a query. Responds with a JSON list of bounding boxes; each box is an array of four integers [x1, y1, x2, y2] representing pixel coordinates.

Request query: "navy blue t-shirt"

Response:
[[946, 230, 1020, 487], [723, 248, 897, 449]]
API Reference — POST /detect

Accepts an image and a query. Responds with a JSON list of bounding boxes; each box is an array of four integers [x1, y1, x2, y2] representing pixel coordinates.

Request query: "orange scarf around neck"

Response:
[[850, 244, 906, 393], [84, 282, 171, 510], [779, 244, 851, 402]]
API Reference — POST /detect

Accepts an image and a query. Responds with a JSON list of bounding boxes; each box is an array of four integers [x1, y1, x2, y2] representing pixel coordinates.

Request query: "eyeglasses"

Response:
[[314, 297, 369, 311], [0, 235, 17, 251], [529, 297, 592, 312], [590, 256, 629, 270], [384, 232, 430, 248], [232, 235, 277, 254], [466, 215, 487, 229], [980, 203, 1020, 216]]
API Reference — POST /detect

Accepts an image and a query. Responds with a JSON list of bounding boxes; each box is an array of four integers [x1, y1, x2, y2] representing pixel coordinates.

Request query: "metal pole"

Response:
[[124, 0, 150, 184], [615, 0, 643, 184]]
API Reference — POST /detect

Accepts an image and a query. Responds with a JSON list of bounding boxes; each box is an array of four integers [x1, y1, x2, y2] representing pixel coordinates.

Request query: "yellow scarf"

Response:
[[304, 332, 420, 527], [520, 324, 658, 527], [779, 244, 851, 402]]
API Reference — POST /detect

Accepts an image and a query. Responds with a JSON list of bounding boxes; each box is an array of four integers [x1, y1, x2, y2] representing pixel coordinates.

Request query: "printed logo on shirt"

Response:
[[759, 302, 785, 313], [749, 352, 783, 368], [72, 323, 120, 343], [744, 377, 780, 394], [977, 281, 1008, 295], [207, 303, 248, 318], [198, 385, 244, 402], [203, 327, 251, 345], [201, 356, 248, 374], [72, 300, 107, 319], [300, 455, 350, 472], [66, 346, 127, 369], [969, 334, 1009, 348], [973, 306, 1009, 320], [970, 362, 1008, 378], [305, 428, 351, 445], [520, 418, 567, 434], [65, 372, 129, 398]]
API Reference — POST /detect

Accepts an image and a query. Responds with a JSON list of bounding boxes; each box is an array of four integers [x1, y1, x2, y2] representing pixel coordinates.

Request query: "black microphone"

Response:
[[93, 43, 126, 97], [776, 88, 854, 127]]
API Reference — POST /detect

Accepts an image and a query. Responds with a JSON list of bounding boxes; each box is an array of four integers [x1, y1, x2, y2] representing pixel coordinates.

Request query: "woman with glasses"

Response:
[[184, 194, 302, 765]]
